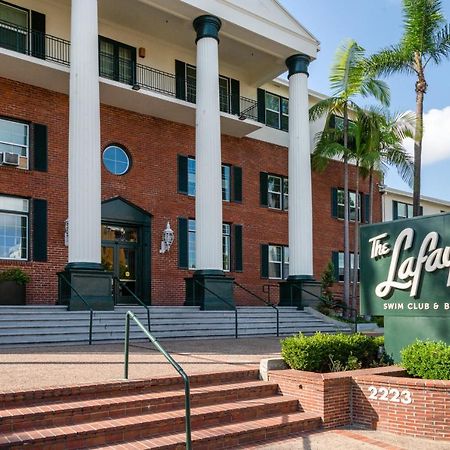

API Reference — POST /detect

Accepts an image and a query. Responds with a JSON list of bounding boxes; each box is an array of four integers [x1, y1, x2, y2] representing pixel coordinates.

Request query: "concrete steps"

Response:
[[0, 369, 322, 449], [0, 305, 351, 346]]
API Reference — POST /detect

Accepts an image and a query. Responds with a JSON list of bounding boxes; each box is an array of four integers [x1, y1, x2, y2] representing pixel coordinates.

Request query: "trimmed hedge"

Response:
[[281, 332, 383, 373], [401, 340, 450, 380]]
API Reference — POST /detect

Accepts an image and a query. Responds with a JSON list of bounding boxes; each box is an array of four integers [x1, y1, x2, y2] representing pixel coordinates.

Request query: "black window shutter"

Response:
[[178, 217, 188, 269], [331, 251, 339, 281], [232, 166, 242, 203], [177, 155, 188, 194], [261, 244, 269, 278], [331, 187, 338, 218], [257, 88, 266, 124], [175, 60, 186, 100], [364, 194, 370, 223], [33, 199, 47, 262], [31, 11, 46, 59], [233, 225, 243, 272], [329, 114, 336, 129], [130, 47, 137, 85], [392, 200, 398, 220], [419, 205, 424, 216], [260, 172, 268, 207], [230, 79, 240, 115], [33, 124, 48, 172]]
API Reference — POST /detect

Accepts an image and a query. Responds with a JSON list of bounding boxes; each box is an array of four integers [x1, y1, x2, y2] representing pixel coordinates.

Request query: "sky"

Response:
[[280, 0, 450, 201]]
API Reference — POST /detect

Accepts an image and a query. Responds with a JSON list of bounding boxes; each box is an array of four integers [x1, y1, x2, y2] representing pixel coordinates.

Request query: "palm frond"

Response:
[[427, 24, 450, 65], [367, 45, 415, 77], [309, 97, 342, 122]]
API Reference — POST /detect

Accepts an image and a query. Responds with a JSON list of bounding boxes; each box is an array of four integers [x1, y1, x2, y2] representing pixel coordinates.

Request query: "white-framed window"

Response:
[[268, 175, 288, 210], [337, 251, 359, 282], [0, 117, 29, 169], [188, 219, 231, 271], [268, 245, 289, 279], [394, 201, 413, 220], [265, 92, 289, 131], [0, 1, 29, 54], [336, 189, 361, 221], [0, 195, 29, 260], [187, 157, 231, 201]]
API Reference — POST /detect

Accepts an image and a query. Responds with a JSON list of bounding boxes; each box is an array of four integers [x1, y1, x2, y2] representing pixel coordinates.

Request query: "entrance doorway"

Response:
[[101, 197, 152, 305], [101, 225, 139, 304]]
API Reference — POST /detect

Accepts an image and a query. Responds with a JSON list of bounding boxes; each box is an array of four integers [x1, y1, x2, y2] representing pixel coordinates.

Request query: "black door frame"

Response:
[[101, 197, 152, 305]]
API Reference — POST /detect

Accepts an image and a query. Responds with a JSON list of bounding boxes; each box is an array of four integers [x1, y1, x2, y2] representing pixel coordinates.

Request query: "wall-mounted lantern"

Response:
[[159, 221, 174, 253]]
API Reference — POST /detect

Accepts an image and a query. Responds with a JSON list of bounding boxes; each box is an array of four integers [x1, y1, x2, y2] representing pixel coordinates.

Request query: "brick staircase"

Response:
[[0, 369, 321, 449]]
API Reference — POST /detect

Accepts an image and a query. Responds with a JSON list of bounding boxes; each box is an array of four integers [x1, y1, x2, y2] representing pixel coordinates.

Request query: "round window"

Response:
[[102, 145, 130, 175]]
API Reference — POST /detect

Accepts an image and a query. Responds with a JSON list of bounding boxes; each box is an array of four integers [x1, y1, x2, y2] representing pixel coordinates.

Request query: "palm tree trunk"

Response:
[[351, 163, 360, 310], [343, 103, 351, 315], [369, 167, 374, 224], [413, 74, 425, 217]]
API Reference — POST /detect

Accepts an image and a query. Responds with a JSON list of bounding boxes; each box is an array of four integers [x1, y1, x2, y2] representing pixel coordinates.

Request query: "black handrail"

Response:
[[233, 281, 279, 337], [300, 286, 358, 333], [58, 273, 94, 345], [113, 276, 151, 331], [192, 279, 238, 338], [124, 311, 192, 449]]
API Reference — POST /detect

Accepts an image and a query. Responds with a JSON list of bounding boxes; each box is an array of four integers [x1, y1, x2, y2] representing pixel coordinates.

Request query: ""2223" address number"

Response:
[[368, 386, 412, 404]]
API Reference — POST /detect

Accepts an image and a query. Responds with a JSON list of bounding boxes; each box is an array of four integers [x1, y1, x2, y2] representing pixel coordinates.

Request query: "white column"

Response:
[[287, 55, 313, 277], [194, 17, 223, 271], [68, 0, 101, 266]]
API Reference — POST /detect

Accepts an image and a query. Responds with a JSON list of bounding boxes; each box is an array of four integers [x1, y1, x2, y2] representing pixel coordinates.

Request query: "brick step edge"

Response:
[[0, 381, 280, 433], [0, 368, 259, 408], [93, 411, 322, 450]]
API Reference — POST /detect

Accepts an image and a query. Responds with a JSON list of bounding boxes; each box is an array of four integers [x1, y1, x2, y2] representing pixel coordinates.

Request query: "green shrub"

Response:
[[401, 340, 450, 380], [281, 332, 381, 373], [0, 268, 30, 285], [373, 316, 384, 328]]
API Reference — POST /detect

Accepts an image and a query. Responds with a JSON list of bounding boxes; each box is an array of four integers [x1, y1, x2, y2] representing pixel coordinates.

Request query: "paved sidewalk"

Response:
[[0, 338, 447, 449]]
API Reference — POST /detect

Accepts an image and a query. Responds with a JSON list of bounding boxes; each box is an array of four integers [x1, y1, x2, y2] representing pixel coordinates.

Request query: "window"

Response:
[[336, 189, 361, 221], [188, 219, 231, 271], [393, 201, 413, 220], [187, 157, 231, 201], [99, 36, 136, 85], [185, 65, 231, 113], [0, 2, 28, 54], [336, 251, 359, 282], [0, 195, 28, 260], [268, 245, 289, 279], [0, 117, 29, 169], [102, 145, 130, 175], [268, 175, 288, 210], [265, 92, 288, 131]]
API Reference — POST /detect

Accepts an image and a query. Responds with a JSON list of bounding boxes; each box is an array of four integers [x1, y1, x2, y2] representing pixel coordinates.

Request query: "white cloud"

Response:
[[403, 106, 450, 165]]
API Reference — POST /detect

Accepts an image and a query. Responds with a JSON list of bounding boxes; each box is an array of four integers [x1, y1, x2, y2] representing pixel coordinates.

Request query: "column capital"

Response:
[[286, 54, 311, 78], [193, 15, 222, 44]]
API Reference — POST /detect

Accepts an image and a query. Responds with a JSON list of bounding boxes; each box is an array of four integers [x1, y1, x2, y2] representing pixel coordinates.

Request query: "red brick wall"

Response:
[[269, 366, 450, 441], [0, 77, 382, 305]]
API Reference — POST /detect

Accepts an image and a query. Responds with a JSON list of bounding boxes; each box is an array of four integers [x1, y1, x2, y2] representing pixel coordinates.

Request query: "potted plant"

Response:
[[0, 268, 31, 305]]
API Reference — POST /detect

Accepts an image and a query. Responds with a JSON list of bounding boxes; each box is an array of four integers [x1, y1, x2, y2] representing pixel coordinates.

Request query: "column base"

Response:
[[185, 270, 235, 310], [58, 264, 114, 311], [278, 276, 321, 309]]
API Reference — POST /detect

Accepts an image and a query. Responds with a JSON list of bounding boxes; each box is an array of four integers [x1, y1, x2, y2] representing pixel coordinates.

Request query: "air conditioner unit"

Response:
[[3, 152, 19, 166], [0, 153, 3, 165]]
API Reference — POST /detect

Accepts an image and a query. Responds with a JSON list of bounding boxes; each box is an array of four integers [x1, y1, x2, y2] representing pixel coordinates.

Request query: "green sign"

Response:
[[360, 213, 450, 361]]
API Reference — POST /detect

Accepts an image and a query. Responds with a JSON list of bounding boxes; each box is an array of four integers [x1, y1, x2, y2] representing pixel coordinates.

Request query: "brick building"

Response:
[[0, 0, 380, 308]]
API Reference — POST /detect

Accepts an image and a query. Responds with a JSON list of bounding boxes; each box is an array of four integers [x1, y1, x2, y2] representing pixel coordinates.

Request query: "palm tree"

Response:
[[361, 108, 415, 223], [310, 39, 390, 312], [368, 0, 450, 216]]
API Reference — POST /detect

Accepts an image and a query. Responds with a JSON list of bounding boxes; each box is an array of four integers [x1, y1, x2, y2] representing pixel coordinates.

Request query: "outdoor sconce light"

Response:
[[159, 221, 175, 253], [132, 83, 141, 91]]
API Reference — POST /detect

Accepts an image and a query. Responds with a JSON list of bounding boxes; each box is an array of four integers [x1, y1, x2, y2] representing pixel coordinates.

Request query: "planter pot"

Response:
[[0, 281, 26, 305]]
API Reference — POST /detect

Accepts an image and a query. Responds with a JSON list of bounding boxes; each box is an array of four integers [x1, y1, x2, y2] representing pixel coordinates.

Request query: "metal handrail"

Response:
[[58, 273, 94, 345], [300, 286, 358, 333], [124, 311, 192, 449], [113, 276, 151, 331], [233, 281, 279, 337], [192, 279, 238, 338]]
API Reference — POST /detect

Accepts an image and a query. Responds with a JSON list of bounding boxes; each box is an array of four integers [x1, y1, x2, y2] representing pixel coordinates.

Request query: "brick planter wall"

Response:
[[268, 366, 450, 440]]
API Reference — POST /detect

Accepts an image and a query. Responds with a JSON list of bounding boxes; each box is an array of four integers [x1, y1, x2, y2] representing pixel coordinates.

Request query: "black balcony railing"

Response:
[[0, 20, 258, 121]]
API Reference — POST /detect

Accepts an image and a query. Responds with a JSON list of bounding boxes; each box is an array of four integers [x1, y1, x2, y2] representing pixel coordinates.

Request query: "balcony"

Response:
[[0, 20, 261, 137]]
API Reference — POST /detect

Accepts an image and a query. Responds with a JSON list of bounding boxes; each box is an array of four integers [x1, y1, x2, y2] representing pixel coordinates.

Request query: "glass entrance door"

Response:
[[101, 224, 140, 304]]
